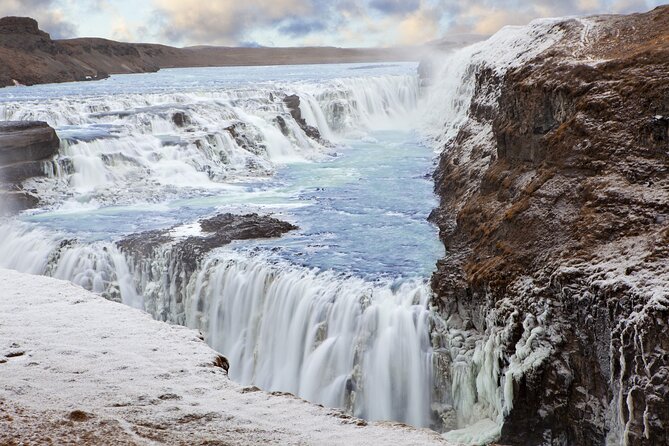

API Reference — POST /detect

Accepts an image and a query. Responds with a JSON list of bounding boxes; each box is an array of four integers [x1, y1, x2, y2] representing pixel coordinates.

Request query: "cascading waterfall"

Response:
[[419, 18, 565, 150], [0, 25, 570, 439], [0, 66, 441, 428], [2, 72, 419, 205], [185, 253, 434, 426], [0, 220, 436, 427]]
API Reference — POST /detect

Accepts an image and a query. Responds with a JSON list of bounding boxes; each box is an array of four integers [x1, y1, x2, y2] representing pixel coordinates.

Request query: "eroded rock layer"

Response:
[[430, 6, 668, 445], [0, 120, 59, 214]]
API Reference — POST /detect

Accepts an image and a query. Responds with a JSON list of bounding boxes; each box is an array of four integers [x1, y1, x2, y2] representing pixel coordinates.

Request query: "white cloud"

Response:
[[0, 0, 665, 47], [153, 0, 311, 45]]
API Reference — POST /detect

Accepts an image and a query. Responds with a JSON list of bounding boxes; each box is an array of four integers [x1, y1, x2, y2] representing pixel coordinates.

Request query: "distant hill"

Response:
[[0, 16, 420, 88]]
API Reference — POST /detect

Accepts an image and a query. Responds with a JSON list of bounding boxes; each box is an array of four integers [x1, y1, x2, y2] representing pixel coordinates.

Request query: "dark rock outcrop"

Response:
[[0, 121, 59, 166], [118, 213, 297, 272], [175, 213, 298, 270], [117, 213, 297, 322], [0, 120, 59, 215], [284, 94, 322, 140], [0, 17, 110, 86], [171, 111, 191, 128], [0, 190, 39, 215], [430, 6, 668, 445]]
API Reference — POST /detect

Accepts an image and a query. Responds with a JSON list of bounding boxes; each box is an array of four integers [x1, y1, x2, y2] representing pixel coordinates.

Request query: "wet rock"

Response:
[[283, 94, 322, 140], [0, 160, 48, 184], [118, 213, 297, 270], [0, 190, 39, 216], [116, 230, 172, 259], [224, 122, 267, 156], [171, 111, 191, 128], [274, 115, 290, 136], [176, 213, 298, 268]]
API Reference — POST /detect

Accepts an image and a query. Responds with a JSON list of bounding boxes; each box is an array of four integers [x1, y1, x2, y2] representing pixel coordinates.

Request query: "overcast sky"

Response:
[[0, 0, 665, 47]]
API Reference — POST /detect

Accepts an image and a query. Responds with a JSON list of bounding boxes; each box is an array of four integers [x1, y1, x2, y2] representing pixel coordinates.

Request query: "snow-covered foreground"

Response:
[[0, 268, 450, 446]]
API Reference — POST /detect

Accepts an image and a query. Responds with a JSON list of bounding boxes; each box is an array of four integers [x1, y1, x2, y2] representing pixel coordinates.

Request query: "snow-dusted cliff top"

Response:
[[0, 268, 449, 445]]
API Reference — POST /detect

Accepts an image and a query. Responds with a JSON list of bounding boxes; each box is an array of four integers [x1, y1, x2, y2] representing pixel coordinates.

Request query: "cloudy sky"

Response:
[[0, 0, 665, 47]]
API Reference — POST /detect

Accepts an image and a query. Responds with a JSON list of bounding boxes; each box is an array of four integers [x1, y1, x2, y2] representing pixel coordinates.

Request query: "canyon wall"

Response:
[[429, 6, 668, 445]]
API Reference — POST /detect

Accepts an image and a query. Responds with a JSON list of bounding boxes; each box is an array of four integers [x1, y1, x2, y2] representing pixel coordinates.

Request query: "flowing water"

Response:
[[0, 63, 446, 427]]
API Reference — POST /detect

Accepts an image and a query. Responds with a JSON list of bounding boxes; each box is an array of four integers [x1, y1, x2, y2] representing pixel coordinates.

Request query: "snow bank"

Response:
[[0, 268, 449, 446]]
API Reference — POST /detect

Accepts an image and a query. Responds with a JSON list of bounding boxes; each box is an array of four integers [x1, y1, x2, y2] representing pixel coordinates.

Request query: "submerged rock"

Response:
[[171, 111, 191, 128], [430, 6, 669, 446]]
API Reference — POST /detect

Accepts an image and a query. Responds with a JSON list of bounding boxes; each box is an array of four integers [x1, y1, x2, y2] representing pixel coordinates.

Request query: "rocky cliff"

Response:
[[429, 6, 668, 445], [0, 17, 113, 86], [0, 121, 59, 215], [0, 16, 415, 88]]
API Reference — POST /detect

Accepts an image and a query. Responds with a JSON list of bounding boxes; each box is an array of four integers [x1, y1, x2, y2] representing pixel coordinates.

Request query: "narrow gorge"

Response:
[[1, 6, 667, 446]]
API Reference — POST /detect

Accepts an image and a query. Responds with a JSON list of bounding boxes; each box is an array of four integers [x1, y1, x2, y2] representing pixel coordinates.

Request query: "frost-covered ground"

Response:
[[0, 268, 450, 446]]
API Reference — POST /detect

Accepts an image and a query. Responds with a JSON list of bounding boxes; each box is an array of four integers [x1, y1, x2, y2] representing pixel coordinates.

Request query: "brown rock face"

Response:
[[0, 121, 59, 165], [0, 121, 60, 214], [0, 17, 42, 36], [430, 6, 668, 445], [0, 17, 108, 86]]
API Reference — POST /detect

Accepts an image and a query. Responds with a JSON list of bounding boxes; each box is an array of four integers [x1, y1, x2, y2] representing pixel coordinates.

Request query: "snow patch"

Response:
[[0, 268, 451, 445]]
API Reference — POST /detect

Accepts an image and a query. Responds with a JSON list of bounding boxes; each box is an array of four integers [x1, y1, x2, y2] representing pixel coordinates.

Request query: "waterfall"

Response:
[[0, 32, 573, 439], [0, 68, 440, 428], [180, 252, 433, 426], [419, 18, 565, 151], [0, 21, 574, 440], [2, 73, 419, 206], [0, 221, 436, 427]]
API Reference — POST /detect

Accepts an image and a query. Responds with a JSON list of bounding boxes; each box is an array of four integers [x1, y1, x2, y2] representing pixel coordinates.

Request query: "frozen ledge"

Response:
[[0, 268, 449, 446]]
